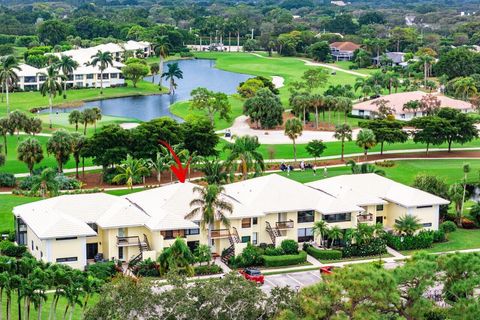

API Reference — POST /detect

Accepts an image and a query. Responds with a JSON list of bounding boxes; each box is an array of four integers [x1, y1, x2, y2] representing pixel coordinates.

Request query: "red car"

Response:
[[239, 268, 265, 284], [320, 266, 336, 275]]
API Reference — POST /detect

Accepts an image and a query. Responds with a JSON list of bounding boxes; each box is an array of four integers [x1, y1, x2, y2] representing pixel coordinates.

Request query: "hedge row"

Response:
[[385, 231, 435, 251], [262, 251, 307, 267], [194, 264, 223, 276], [343, 238, 387, 258], [306, 246, 342, 260]]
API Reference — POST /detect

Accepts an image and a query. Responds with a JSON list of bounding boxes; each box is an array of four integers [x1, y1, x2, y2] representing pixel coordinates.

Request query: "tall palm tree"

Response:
[[312, 220, 329, 248], [461, 163, 471, 219], [336, 97, 353, 124], [394, 214, 422, 236], [149, 63, 159, 83], [223, 135, 264, 180], [0, 55, 20, 115], [91, 107, 102, 132], [356, 129, 377, 160], [46, 130, 73, 173], [200, 158, 229, 185], [454, 77, 478, 100], [71, 133, 86, 179], [80, 109, 97, 135], [153, 36, 171, 88], [31, 168, 59, 198], [112, 155, 150, 189], [147, 150, 171, 184], [161, 62, 183, 94], [56, 55, 78, 99], [354, 77, 373, 100], [334, 124, 352, 161], [186, 184, 233, 252], [284, 118, 303, 162], [68, 110, 82, 132], [0, 118, 9, 155], [90, 51, 113, 95], [310, 94, 324, 129], [17, 138, 44, 175], [38, 65, 63, 128], [418, 54, 435, 87], [327, 226, 343, 248]]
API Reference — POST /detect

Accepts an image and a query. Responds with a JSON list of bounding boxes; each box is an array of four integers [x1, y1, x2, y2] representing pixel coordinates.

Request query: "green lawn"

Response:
[[1, 292, 98, 320], [0, 79, 165, 117], [402, 229, 480, 255], [273, 159, 480, 186], [105, 188, 146, 196], [0, 194, 41, 230]]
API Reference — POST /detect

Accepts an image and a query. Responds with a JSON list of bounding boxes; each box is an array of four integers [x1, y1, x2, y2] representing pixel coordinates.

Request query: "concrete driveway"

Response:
[[262, 270, 322, 292]]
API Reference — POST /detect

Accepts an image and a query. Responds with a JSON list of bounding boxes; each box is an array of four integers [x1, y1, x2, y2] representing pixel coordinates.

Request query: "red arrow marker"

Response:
[[159, 140, 190, 183]]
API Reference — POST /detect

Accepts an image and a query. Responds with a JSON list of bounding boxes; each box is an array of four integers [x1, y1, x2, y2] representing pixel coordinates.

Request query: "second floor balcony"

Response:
[[276, 220, 295, 229], [357, 213, 374, 223], [211, 229, 230, 239]]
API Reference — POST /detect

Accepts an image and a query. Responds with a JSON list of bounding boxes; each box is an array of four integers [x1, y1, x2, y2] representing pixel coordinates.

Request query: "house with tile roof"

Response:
[[329, 41, 360, 61], [14, 174, 448, 269]]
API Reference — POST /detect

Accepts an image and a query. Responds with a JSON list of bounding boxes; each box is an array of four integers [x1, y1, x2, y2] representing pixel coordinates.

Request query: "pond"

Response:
[[45, 59, 251, 121]]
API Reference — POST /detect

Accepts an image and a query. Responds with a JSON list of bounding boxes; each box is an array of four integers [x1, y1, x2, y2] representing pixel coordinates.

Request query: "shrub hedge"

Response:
[[87, 261, 118, 281], [0, 173, 16, 187], [262, 251, 307, 267], [306, 246, 343, 260], [194, 264, 223, 276], [280, 239, 299, 255], [343, 238, 386, 258], [385, 231, 434, 251]]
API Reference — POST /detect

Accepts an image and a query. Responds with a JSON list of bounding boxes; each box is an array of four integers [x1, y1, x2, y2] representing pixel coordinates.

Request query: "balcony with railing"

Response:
[[211, 229, 231, 239], [117, 235, 142, 247], [357, 213, 374, 223], [276, 220, 295, 229]]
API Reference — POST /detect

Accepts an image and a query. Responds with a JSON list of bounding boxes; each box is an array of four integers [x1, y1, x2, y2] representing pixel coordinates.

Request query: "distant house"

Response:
[[352, 91, 474, 120], [373, 52, 407, 67], [329, 42, 360, 61], [331, 0, 347, 6]]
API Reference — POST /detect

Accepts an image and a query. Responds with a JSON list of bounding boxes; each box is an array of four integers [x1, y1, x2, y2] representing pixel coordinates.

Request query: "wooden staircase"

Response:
[[126, 234, 151, 274], [221, 227, 241, 264], [266, 221, 281, 246]]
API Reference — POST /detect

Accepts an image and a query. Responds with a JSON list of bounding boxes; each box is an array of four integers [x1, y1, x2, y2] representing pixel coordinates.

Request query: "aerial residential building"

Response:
[[352, 91, 474, 120], [14, 174, 448, 269], [329, 41, 360, 61], [373, 52, 408, 67]]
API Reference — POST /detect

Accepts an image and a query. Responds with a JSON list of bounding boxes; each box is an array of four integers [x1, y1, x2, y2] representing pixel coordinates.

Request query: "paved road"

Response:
[[262, 270, 322, 292]]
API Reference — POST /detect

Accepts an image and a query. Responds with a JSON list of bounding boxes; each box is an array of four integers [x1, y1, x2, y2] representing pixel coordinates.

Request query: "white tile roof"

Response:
[[17, 64, 41, 77], [306, 173, 450, 208]]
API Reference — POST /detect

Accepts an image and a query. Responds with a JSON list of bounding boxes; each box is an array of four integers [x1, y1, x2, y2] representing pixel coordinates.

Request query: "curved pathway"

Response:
[[298, 59, 368, 78]]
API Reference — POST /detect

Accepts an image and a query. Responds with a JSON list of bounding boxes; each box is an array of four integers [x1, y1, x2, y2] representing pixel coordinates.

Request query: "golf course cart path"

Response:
[[299, 59, 369, 78], [219, 115, 360, 144]]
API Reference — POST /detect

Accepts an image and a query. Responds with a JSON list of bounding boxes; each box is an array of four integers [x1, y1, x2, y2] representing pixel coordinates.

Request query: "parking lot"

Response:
[[262, 270, 322, 292]]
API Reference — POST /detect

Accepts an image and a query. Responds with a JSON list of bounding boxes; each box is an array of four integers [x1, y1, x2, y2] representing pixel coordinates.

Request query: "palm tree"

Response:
[[223, 135, 264, 180], [158, 238, 195, 276], [71, 133, 86, 179], [80, 109, 97, 135], [336, 97, 353, 124], [394, 214, 422, 236], [68, 110, 82, 132], [153, 36, 171, 88], [454, 77, 478, 100], [38, 65, 63, 128], [161, 62, 183, 94], [312, 220, 329, 248], [354, 77, 373, 100], [81, 275, 101, 313], [449, 182, 464, 226], [90, 51, 113, 95], [149, 63, 159, 83], [186, 184, 233, 253], [31, 168, 59, 198], [17, 138, 44, 175], [0, 118, 9, 155], [91, 107, 102, 132], [346, 160, 386, 176], [46, 130, 73, 173], [0, 56, 20, 115], [327, 226, 343, 248], [284, 118, 303, 162], [61, 271, 84, 320], [56, 55, 78, 99], [147, 149, 171, 184], [461, 163, 471, 219], [356, 129, 376, 160], [112, 155, 150, 189], [418, 54, 435, 87], [334, 124, 353, 161], [200, 158, 229, 185], [310, 94, 324, 129]]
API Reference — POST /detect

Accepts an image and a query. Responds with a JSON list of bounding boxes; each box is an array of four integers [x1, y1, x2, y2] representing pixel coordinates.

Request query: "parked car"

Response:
[[239, 268, 265, 284], [320, 266, 336, 275]]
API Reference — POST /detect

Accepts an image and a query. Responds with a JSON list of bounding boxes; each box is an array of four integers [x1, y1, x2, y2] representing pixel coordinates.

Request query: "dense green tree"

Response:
[[413, 174, 450, 219], [37, 20, 70, 45], [410, 116, 446, 155], [358, 12, 385, 25], [361, 119, 408, 154], [82, 124, 130, 168], [434, 48, 480, 79], [122, 63, 149, 88], [243, 88, 283, 129], [182, 117, 219, 156], [437, 108, 478, 151], [190, 87, 231, 127], [308, 41, 331, 62], [305, 139, 326, 162]]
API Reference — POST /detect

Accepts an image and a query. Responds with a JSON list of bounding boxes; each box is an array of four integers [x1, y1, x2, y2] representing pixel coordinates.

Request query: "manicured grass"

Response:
[[219, 138, 480, 161], [274, 159, 480, 186], [0, 79, 165, 117], [402, 229, 480, 255], [319, 253, 393, 264], [1, 292, 98, 320], [0, 194, 41, 230], [328, 60, 377, 75], [0, 134, 94, 174]]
